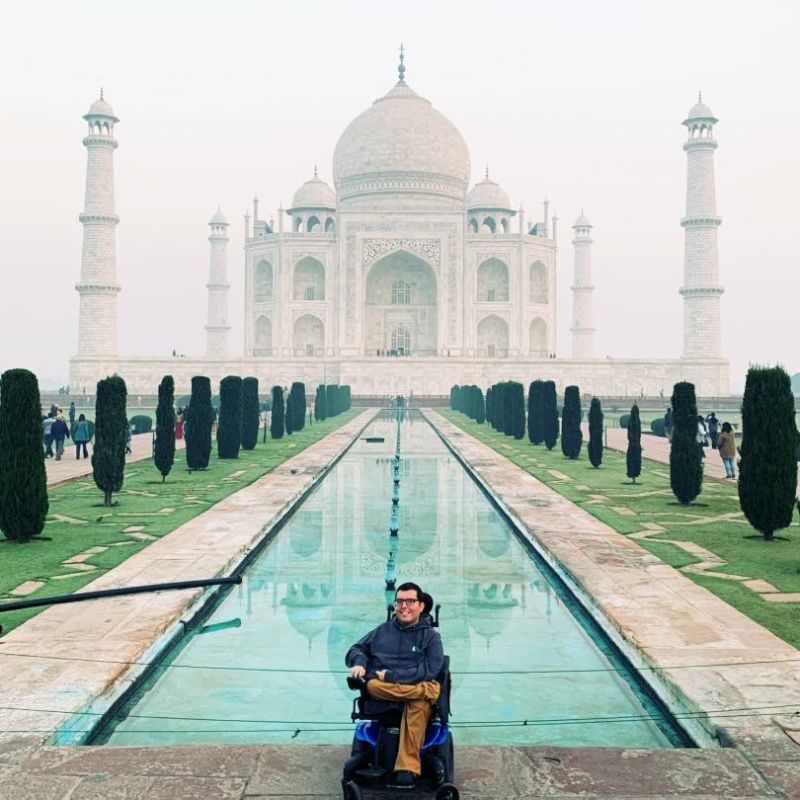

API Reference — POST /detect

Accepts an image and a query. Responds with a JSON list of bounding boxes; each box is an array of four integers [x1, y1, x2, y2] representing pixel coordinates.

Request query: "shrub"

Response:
[[739, 366, 798, 540], [450, 385, 458, 410], [185, 376, 214, 471], [588, 397, 603, 468], [542, 381, 559, 450], [271, 386, 285, 439], [217, 375, 243, 458], [561, 386, 583, 459], [129, 414, 152, 434], [0, 369, 48, 541], [528, 380, 544, 445], [474, 385, 486, 424], [650, 418, 666, 437], [289, 382, 306, 432], [342, 385, 352, 412], [326, 385, 337, 417], [619, 413, 631, 429], [285, 392, 294, 435], [507, 382, 525, 439], [669, 382, 702, 504], [241, 377, 260, 450], [315, 384, 327, 421], [153, 375, 176, 482], [92, 375, 128, 506], [627, 404, 642, 483]]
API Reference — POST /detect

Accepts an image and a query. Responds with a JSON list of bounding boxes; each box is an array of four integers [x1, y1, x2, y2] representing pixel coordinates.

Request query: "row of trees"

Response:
[[314, 384, 351, 422], [450, 385, 485, 423]]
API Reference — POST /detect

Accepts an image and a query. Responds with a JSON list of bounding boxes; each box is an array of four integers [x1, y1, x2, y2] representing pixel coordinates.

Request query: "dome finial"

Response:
[[313, 163, 318, 178], [698, 90, 702, 103], [398, 43, 406, 82], [100, 86, 104, 100], [485, 165, 489, 180]]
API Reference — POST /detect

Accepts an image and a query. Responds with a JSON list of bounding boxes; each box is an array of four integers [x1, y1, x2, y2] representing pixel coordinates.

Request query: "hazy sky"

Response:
[[1, 0, 797, 391]]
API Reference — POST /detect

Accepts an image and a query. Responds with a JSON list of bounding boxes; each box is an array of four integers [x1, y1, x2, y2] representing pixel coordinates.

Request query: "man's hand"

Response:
[[350, 665, 366, 679], [375, 670, 387, 681]]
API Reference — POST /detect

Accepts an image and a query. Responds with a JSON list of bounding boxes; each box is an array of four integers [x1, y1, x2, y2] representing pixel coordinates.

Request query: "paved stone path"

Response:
[[1, 411, 798, 798], [45, 432, 185, 488]]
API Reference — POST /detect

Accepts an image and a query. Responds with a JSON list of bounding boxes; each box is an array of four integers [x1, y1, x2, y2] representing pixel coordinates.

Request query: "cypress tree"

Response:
[[485, 387, 493, 427], [561, 385, 583, 459], [543, 381, 559, 451], [450, 385, 458, 410], [669, 381, 703, 504], [474, 385, 486, 424], [290, 382, 306, 431], [527, 381, 541, 444], [271, 386, 285, 439], [326, 384, 337, 417], [0, 368, 48, 541], [315, 384, 327, 421], [493, 383, 505, 433], [217, 375, 243, 458], [342, 385, 352, 412], [241, 377, 260, 450], [626, 403, 642, 483], [739, 366, 798, 540], [92, 375, 127, 506], [154, 375, 176, 482], [508, 382, 525, 439], [185, 376, 214, 471], [588, 396, 604, 468]]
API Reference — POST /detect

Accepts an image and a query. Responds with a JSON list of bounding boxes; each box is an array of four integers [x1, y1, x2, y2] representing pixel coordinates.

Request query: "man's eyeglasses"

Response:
[[395, 598, 419, 607]]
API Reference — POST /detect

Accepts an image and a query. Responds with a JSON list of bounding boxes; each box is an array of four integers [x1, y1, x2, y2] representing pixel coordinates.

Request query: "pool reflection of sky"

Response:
[[98, 412, 678, 748]]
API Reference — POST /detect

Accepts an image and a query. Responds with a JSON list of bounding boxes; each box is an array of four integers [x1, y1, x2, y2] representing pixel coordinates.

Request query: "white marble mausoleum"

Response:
[[69, 58, 729, 398]]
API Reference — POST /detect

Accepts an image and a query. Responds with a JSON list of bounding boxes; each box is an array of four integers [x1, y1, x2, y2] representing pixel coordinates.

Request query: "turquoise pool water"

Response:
[[95, 411, 686, 748]]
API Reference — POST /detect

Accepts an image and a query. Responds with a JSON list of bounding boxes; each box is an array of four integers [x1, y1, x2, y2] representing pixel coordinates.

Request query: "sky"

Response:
[[1, 0, 798, 392]]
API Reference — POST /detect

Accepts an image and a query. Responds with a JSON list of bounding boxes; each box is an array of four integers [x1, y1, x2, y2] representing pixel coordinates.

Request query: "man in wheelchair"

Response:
[[345, 582, 444, 789]]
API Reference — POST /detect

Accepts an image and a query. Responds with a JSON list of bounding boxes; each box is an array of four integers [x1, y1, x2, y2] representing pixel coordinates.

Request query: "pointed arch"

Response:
[[306, 215, 321, 233], [293, 256, 325, 301], [481, 217, 496, 233], [255, 260, 273, 302], [293, 313, 324, 357], [529, 317, 547, 356], [254, 315, 272, 356], [477, 258, 509, 302], [529, 260, 548, 303], [325, 217, 335, 233], [468, 218, 479, 233], [477, 314, 509, 358]]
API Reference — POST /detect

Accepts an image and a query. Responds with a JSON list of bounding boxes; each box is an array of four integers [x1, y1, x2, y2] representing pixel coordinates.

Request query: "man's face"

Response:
[[395, 589, 423, 627]]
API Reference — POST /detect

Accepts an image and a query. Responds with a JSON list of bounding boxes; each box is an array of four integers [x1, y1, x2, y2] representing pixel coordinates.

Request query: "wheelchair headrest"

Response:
[[420, 591, 434, 615]]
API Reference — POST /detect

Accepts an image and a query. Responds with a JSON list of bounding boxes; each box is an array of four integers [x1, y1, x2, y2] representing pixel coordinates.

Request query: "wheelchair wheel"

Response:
[[443, 732, 455, 783], [435, 784, 459, 800], [342, 779, 363, 800]]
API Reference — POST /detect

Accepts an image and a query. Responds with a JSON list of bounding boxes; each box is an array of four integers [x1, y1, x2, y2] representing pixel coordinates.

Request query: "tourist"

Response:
[[175, 407, 184, 439], [696, 415, 708, 459], [664, 407, 674, 441], [42, 412, 56, 458], [346, 582, 443, 789], [73, 413, 90, 460], [68, 401, 76, 430], [705, 412, 719, 449], [125, 423, 133, 455], [717, 422, 737, 479], [51, 414, 70, 461]]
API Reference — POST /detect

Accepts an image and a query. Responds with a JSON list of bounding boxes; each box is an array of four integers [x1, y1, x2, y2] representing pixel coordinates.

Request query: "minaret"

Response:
[[205, 209, 230, 358], [570, 212, 595, 359], [680, 95, 723, 358], [76, 92, 121, 357]]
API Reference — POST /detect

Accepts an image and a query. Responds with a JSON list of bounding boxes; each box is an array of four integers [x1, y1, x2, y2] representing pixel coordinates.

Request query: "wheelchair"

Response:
[[341, 603, 459, 800]]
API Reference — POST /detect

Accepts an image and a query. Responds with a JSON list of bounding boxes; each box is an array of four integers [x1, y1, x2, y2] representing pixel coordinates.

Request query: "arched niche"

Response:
[[325, 217, 335, 233], [529, 317, 548, 356], [468, 218, 479, 233], [477, 258, 509, 302], [529, 261, 548, 303], [482, 216, 496, 233], [293, 313, 324, 357], [477, 314, 509, 358], [254, 260, 273, 302], [306, 215, 321, 233], [293, 256, 325, 301], [254, 315, 272, 356], [364, 250, 437, 356]]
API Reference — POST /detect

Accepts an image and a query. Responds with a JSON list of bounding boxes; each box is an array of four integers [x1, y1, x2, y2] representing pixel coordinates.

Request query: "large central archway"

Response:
[[364, 250, 437, 356]]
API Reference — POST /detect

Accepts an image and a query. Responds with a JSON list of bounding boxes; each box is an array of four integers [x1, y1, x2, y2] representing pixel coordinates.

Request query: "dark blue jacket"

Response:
[[51, 419, 70, 442], [345, 614, 443, 684]]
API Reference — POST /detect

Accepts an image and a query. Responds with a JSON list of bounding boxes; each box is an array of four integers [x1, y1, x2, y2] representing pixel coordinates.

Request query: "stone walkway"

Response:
[[45, 432, 185, 488]]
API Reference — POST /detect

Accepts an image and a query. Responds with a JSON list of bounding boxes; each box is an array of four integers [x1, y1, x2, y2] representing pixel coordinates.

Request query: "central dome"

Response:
[[333, 80, 471, 206]]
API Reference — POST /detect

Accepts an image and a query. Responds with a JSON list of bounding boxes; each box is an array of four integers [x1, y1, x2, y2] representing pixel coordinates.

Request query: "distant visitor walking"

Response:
[[717, 422, 737, 479], [73, 413, 90, 460]]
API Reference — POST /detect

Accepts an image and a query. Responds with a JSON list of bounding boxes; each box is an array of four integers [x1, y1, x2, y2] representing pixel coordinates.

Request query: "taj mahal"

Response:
[[69, 53, 729, 398]]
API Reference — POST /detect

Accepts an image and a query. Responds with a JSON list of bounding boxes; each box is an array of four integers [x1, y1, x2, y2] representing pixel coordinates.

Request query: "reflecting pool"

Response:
[[95, 411, 685, 747]]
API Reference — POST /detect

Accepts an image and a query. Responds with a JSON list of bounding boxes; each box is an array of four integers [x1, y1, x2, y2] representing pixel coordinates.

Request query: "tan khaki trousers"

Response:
[[367, 678, 440, 776]]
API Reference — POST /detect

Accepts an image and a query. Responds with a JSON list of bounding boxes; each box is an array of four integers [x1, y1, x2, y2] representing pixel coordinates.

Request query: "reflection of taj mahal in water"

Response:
[[69, 53, 729, 396]]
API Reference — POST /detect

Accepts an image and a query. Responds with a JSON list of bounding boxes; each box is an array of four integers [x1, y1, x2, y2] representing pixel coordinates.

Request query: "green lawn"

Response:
[[0, 410, 362, 635], [440, 410, 800, 650]]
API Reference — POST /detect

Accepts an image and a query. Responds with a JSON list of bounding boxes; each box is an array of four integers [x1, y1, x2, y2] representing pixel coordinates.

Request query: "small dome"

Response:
[[210, 208, 228, 225], [684, 97, 717, 126], [289, 175, 336, 210], [574, 212, 592, 227], [467, 177, 512, 210], [85, 95, 118, 121]]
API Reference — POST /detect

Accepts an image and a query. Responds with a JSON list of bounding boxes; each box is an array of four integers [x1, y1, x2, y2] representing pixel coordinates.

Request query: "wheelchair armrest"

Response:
[[347, 676, 368, 692]]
